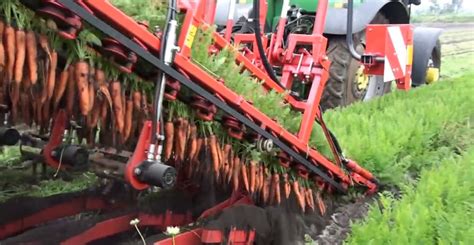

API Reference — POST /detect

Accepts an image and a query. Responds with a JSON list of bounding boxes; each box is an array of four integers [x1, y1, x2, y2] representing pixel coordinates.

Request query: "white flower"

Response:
[[130, 218, 140, 226], [166, 226, 180, 235]]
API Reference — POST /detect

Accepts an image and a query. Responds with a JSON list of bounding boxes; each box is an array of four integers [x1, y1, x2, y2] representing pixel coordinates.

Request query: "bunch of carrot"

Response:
[[0, 1, 154, 148]]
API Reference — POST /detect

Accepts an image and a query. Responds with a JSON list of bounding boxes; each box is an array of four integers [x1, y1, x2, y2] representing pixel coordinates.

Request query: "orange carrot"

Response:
[[173, 118, 182, 160], [299, 185, 307, 212], [241, 162, 249, 192], [65, 65, 75, 116], [232, 155, 240, 191], [164, 121, 174, 161], [76, 61, 90, 116], [0, 20, 5, 71], [179, 119, 189, 161], [193, 137, 203, 163], [20, 92, 31, 126], [259, 165, 265, 193], [110, 80, 124, 134], [316, 191, 326, 215], [262, 175, 270, 204], [209, 134, 220, 180], [46, 51, 58, 100], [95, 68, 105, 85], [306, 188, 315, 212], [5, 24, 15, 84], [133, 90, 141, 111], [25, 31, 38, 85], [123, 99, 133, 141], [87, 80, 95, 115], [53, 68, 69, 111], [283, 173, 291, 199], [274, 174, 281, 205], [14, 29, 26, 84], [293, 181, 305, 212], [249, 161, 257, 194]]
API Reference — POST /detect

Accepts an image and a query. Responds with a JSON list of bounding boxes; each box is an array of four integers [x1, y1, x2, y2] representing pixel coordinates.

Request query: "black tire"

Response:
[[321, 13, 390, 111]]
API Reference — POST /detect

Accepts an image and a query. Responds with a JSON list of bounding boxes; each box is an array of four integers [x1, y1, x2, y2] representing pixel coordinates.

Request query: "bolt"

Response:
[[134, 168, 142, 176]]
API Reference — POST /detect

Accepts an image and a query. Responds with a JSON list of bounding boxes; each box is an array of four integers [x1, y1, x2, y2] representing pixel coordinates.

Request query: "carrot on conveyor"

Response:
[[76, 61, 90, 116], [25, 30, 37, 85], [14, 28, 25, 84]]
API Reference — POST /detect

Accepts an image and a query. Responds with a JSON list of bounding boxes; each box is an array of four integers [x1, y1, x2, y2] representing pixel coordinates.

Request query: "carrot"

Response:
[[293, 181, 305, 212], [241, 162, 249, 192], [65, 65, 75, 116], [306, 188, 315, 212], [274, 174, 281, 205], [9, 84, 20, 123], [14, 29, 26, 84], [76, 61, 90, 116], [232, 155, 240, 192], [255, 166, 261, 194], [283, 173, 291, 199], [316, 191, 326, 215], [186, 123, 197, 159], [132, 90, 141, 111], [173, 118, 182, 160], [224, 145, 232, 183], [53, 68, 69, 112], [38, 34, 50, 58], [25, 31, 37, 85], [249, 161, 257, 194], [193, 137, 203, 162], [46, 50, 58, 100], [87, 80, 95, 115], [95, 68, 105, 85], [89, 100, 101, 128], [164, 121, 174, 161], [209, 134, 220, 180], [262, 175, 270, 204], [5, 24, 15, 84], [299, 185, 307, 212], [20, 92, 31, 126], [259, 165, 265, 193], [179, 119, 189, 161], [123, 99, 133, 141], [0, 20, 5, 71], [110, 80, 124, 134]]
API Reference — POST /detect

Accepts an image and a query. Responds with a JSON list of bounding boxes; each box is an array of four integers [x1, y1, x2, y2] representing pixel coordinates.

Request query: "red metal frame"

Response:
[[42, 109, 67, 169], [79, 0, 377, 192], [0, 195, 119, 239]]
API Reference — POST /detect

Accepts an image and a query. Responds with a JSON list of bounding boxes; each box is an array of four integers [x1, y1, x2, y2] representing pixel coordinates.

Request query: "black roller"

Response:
[[52, 145, 89, 169], [135, 160, 177, 189], [0, 127, 20, 146]]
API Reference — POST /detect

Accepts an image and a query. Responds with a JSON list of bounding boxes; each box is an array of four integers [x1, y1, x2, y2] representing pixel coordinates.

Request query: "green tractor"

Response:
[[215, 0, 442, 110]]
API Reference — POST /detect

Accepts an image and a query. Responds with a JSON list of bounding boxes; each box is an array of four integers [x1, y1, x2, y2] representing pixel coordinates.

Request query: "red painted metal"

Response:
[[77, 0, 377, 191], [82, 0, 161, 53], [42, 110, 67, 169], [61, 211, 192, 244], [124, 121, 158, 190], [364, 24, 414, 90], [154, 228, 203, 245], [0, 196, 116, 239], [198, 192, 253, 220]]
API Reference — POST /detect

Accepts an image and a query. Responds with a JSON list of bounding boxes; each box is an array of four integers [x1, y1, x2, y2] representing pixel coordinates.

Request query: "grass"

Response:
[[411, 13, 474, 23], [346, 144, 474, 244], [319, 72, 474, 186]]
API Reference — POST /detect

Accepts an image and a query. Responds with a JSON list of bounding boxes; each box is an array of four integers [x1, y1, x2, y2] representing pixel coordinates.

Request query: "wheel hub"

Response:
[[355, 65, 369, 91]]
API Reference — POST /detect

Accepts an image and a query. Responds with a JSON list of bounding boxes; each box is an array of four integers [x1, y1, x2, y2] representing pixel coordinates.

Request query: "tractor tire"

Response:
[[321, 13, 390, 111]]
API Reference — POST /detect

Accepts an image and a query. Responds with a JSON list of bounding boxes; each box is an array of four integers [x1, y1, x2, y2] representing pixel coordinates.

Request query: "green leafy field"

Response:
[[412, 13, 474, 23], [320, 72, 474, 185], [347, 145, 474, 244]]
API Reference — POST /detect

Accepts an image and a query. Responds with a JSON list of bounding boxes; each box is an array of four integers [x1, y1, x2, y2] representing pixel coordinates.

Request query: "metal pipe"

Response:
[[346, 0, 361, 61], [313, 0, 328, 35]]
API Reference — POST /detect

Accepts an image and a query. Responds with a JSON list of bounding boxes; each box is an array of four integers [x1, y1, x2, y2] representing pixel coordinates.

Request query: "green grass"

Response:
[[319, 73, 474, 185], [346, 144, 474, 244], [411, 13, 474, 23]]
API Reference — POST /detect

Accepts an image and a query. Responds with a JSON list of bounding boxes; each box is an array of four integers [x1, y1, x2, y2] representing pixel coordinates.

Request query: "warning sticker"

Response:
[[185, 25, 198, 49]]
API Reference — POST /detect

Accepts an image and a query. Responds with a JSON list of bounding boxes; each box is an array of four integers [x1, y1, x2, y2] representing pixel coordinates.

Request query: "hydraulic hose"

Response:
[[253, 0, 286, 90], [346, 0, 361, 61], [151, 0, 176, 144]]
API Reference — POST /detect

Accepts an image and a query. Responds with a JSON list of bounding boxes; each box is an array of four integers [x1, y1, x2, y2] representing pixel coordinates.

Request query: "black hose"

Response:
[[151, 0, 175, 143], [346, 0, 361, 61], [253, 0, 286, 90]]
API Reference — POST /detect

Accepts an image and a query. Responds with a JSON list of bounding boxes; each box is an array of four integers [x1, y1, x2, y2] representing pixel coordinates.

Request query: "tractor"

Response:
[[215, 0, 442, 110], [0, 0, 442, 244]]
